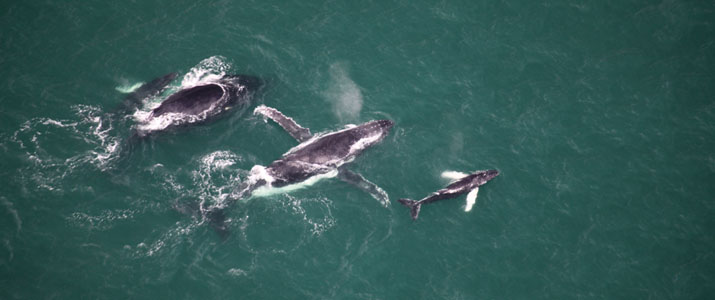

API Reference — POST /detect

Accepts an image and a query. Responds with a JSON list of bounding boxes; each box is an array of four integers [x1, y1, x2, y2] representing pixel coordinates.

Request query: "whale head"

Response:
[[474, 169, 499, 186]]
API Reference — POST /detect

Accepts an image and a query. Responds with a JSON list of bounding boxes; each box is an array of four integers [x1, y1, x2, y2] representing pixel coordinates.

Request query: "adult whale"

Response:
[[206, 105, 393, 236], [129, 73, 262, 137], [398, 170, 499, 220]]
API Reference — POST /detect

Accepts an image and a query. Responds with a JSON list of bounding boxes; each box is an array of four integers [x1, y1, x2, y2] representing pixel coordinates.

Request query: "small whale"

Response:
[[398, 169, 499, 220], [132, 74, 262, 137]]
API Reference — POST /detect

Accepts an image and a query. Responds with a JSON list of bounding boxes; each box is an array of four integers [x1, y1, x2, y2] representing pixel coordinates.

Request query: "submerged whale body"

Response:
[[134, 74, 262, 137]]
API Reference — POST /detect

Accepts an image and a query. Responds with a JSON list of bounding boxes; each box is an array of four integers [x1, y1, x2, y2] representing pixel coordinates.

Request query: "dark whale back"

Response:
[[281, 120, 393, 165], [151, 84, 225, 117], [266, 120, 393, 186]]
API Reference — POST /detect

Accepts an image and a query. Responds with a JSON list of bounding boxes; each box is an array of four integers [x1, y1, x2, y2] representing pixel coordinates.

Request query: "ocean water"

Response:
[[1, 0, 714, 298]]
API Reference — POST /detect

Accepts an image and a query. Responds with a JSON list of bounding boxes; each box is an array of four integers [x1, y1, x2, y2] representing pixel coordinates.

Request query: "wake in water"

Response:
[[11, 105, 121, 189], [139, 150, 337, 256]]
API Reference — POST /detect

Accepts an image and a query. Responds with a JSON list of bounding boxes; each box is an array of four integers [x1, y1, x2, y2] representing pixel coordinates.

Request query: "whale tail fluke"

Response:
[[398, 198, 422, 220]]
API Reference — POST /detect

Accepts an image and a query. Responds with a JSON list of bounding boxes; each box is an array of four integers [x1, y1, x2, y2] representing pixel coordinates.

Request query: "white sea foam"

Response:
[[181, 55, 232, 87], [12, 105, 122, 193], [201, 150, 239, 169]]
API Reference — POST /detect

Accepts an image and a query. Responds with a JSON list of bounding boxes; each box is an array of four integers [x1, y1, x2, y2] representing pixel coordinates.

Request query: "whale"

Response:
[[398, 169, 499, 220], [205, 105, 393, 237], [131, 73, 262, 137], [244, 105, 393, 200]]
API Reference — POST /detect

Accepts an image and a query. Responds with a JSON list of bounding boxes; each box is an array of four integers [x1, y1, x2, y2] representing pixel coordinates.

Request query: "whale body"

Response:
[[205, 106, 393, 238], [249, 119, 394, 192], [398, 169, 499, 220], [134, 74, 261, 137]]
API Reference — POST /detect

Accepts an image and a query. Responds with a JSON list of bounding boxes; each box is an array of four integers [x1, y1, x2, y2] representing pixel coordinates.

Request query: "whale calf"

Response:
[[398, 169, 499, 220], [132, 74, 262, 137]]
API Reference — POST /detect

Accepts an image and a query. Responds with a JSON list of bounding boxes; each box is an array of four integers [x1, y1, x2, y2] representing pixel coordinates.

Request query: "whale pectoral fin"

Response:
[[465, 187, 479, 212], [338, 168, 390, 207], [253, 105, 312, 142]]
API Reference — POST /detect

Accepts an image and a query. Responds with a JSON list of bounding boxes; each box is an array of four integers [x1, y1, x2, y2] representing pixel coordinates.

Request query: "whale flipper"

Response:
[[464, 187, 479, 212], [338, 168, 390, 207], [254, 105, 312, 142]]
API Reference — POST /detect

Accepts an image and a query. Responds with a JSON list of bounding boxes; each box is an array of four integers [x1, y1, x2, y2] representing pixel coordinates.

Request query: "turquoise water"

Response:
[[1, 0, 714, 298]]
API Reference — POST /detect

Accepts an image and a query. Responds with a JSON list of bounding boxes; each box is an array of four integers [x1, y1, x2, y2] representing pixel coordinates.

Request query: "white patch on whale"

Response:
[[251, 169, 339, 198], [441, 170, 469, 182], [246, 165, 340, 198]]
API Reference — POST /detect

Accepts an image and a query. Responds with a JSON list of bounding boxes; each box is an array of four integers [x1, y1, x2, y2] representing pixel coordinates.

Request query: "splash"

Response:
[[181, 55, 233, 87], [324, 62, 363, 121], [134, 111, 203, 133]]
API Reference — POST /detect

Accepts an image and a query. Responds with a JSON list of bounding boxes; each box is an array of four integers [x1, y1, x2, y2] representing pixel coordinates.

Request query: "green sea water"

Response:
[[1, 0, 714, 298]]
